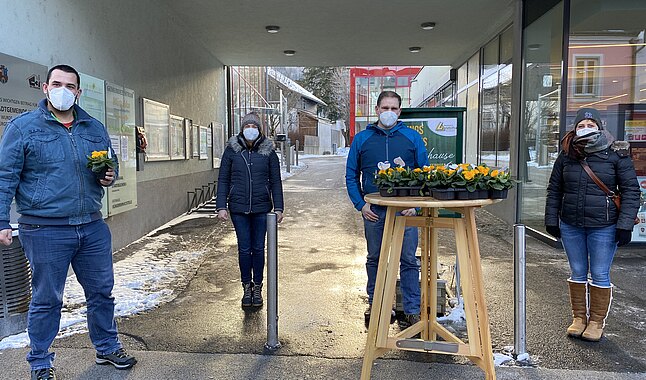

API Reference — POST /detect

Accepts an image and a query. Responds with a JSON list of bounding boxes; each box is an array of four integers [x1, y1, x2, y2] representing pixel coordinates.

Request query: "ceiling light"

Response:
[[420, 22, 436, 30], [409, 46, 422, 53], [528, 44, 541, 51], [612, 80, 619, 83], [265, 25, 280, 33], [283, 50, 296, 56], [606, 29, 625, 33]]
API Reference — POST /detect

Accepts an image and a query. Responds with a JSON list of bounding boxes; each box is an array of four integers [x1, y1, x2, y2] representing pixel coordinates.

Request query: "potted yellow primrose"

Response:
[[86, 150, 116, 181]]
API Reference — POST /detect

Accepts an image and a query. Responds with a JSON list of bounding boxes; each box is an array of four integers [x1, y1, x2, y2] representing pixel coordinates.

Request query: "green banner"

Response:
[[400, 107, 465, 165]]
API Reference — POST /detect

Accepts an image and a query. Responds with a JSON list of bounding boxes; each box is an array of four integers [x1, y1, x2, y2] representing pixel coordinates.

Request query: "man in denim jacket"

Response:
[[0, 65, 136, 380]]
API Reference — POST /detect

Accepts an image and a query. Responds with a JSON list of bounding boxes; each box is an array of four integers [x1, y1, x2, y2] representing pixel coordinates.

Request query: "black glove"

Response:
[[615, 229, 632, 247], [545, 225, 561, 238]]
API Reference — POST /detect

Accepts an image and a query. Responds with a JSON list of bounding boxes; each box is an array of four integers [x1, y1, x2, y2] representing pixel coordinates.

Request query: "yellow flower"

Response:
[[447, 169, 456, 176], [478, 166, 490, 175], [91, 150, 107, 159], [387, 168, 394, 174], [464, 171, 475, 181], [422, 166, 431, 172], [413, 168, 422, 173], [378, 170, 386, 175], [396, 167, 405, 172], [491, 170, 499, 177]]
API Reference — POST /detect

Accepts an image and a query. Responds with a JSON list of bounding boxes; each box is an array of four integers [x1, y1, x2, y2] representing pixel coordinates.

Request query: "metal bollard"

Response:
[[513, 224, 527, 357], [265, 212, 281, 350]]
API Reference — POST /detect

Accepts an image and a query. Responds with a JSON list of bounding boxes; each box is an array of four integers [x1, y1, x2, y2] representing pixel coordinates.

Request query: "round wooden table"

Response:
[[361, 193, 501, 380]]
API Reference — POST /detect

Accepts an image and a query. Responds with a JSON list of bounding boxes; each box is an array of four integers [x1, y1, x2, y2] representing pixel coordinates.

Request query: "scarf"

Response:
[[562, 129, 614, 159]]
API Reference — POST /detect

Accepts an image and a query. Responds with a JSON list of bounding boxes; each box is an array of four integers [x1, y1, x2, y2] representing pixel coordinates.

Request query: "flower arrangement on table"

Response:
[[374, 157, 427, 196], [374, 159, 516, 199], [86, 150, 116, 180]]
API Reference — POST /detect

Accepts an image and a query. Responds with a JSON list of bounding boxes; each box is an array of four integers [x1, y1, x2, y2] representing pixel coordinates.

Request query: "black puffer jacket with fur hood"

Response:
[[545, 141, 639, 231], [216, 133, 283, 214]]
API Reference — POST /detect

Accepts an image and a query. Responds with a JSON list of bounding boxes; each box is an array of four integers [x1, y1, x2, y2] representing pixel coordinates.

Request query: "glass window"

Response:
[[497, 64, 513, 168], [519, 1, 564, 230], [468, 52, 480, 84], [500, 26, 513, 64], [397, 76, 409, 86], [482, 36, 500, 78], [480, 73, 498, 167]]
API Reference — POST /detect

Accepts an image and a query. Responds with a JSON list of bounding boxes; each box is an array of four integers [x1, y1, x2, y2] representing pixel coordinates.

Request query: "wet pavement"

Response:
[[1, 155, 645, 379]]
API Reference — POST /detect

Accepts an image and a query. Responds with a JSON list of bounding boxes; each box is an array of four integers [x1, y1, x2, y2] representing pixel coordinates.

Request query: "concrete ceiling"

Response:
[[162, 0, 514, 67]]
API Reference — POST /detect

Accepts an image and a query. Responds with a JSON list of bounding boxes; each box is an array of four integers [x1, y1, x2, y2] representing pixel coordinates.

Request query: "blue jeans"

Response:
[[230, 213, 267, 284], [18, 219, 121, 370], [363, 205, 420, 314], [560, 221, 617, 287]]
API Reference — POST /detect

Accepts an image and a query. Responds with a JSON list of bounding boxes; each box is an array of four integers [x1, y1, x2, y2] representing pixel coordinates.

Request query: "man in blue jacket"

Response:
[[345, 90, 429, 326], [0, 65, 136, 380]]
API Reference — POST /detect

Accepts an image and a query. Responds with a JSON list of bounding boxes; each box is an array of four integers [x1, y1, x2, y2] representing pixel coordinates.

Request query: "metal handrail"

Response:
[[187, 182, 218, 214]]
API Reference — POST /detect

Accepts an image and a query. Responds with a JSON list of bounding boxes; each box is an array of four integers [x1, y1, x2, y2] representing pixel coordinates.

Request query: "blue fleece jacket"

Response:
[[345, 121, 429, 211], [0, 99, 118, 230]]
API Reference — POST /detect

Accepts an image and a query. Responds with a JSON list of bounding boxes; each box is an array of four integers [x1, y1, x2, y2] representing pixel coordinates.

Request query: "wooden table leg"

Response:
[[361, 207, 398, 380], [464, 207, 496, 380]]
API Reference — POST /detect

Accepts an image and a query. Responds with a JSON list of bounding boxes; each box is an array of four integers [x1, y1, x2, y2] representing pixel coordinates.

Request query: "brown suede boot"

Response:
[[581, 283, 613, 342], [566, 280, 588, 337]]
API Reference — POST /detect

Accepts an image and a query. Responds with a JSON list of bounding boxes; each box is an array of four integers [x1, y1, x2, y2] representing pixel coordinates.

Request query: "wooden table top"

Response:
[[364, 193, 501, 208]]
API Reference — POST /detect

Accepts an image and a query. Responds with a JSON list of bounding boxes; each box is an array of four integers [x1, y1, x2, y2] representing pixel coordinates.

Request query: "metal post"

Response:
[[514, 224, 527, 357], [295, 140, 299, 167], [286, 139, 291, 173], [265, 212, 281, 350]]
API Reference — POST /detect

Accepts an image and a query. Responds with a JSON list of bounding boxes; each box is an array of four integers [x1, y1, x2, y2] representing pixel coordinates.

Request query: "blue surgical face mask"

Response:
[[243, 127, 259, 141], [379, 111, 398, 128]]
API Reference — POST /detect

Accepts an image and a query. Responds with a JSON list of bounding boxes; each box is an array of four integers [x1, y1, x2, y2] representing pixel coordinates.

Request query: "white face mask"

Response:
[[47, 87, 76, 112], [379, 110, 398, 128], [576, 127, 598, 137], [243, 127, 260, 141]]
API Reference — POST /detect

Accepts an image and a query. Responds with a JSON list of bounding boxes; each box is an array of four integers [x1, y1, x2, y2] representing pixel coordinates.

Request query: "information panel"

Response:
[[0, 53, 47, 224], [0, 53, 47, 137], [79, 72, 109, 217], [400, 107, 465, 165], [105, 82, 137, 215]]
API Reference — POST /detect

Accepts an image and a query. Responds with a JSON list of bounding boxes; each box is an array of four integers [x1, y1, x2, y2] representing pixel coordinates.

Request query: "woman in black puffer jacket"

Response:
[[545, 107, 639, 343], [216, 113, 284, 309]]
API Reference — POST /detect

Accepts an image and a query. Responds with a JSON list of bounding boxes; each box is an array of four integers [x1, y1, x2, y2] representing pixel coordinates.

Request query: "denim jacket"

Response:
[[0, 99, 118, 230]]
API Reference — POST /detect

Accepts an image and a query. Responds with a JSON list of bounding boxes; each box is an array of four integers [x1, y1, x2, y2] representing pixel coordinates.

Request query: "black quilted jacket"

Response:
[[216, 134, 284, 214], [545, 143, 640, 231]]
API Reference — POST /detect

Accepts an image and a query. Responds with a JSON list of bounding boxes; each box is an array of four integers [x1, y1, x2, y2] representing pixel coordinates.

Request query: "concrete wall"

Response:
[[0, 0, 226, 249]]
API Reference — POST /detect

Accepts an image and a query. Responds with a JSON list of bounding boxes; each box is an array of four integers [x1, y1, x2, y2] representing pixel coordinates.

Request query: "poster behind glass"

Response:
[[211, 122, 225, 168], [80, 73, 109, 217], [624, 113, 646, 242], [170, 115, 186, 160], [106, 83, 138, 215]]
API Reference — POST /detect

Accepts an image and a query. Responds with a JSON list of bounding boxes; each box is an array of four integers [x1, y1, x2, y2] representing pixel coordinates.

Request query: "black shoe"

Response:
[[31, 368, 56, 380], [252, 282, 263, 307], [364, 305, 396, 324], [242, 282, 253, 307], [401, 313, 421, 328], [95, 348, 137, 369]]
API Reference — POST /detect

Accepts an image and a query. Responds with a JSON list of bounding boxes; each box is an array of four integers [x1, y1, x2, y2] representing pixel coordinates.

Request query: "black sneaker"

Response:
[[96, 348, 137, 369], [31, 368, 56, 380], [252, 282, 263, 307], [401, 313, 421, 328], [364, 305, 396, 324], [242, 282, 253, 307]]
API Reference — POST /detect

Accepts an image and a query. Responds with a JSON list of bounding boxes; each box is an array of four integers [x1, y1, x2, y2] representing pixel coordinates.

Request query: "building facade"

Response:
[[411, 0, 646, 243]]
